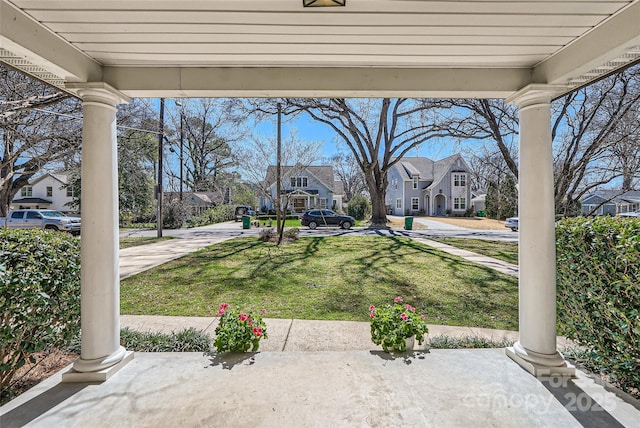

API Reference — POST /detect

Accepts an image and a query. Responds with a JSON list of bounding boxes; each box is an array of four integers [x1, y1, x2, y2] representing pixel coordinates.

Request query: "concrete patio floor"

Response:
[[2, 349, 639, 428]]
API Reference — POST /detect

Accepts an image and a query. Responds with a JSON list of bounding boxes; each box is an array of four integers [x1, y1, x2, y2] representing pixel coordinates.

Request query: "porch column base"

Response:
[[62, 349, 134, 383], [506, 342, 575, 377]]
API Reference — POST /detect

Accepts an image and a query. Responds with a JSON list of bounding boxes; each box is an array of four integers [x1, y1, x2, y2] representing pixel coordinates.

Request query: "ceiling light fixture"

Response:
[[303, 0, 346, 7]]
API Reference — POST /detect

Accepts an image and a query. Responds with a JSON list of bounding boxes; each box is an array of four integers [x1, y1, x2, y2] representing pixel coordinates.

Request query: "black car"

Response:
[[300, 210, 355, 229]]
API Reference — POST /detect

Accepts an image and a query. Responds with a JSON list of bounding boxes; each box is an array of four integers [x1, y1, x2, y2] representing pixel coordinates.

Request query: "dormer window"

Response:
[[290, 177, 308, 188], [454, 174, 466, 187], [412, 176, 419, 189]]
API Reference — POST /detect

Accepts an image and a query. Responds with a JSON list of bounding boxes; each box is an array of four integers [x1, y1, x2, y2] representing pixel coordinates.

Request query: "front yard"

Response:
[[121, 236, 519, 330]]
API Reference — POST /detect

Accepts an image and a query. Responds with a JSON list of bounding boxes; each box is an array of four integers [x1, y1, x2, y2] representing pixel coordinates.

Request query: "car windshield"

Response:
[[42, 211, 66, 218]]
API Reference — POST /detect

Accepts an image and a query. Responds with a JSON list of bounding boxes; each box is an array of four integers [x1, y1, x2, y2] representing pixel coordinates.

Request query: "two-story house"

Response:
[[11, 173, 76, 213], [259, 165, 344, 214], [385, 154, 471, 216]]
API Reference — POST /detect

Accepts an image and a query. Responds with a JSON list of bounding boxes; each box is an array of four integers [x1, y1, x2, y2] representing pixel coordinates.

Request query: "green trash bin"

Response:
[[404, 216, 413, 230], [242, 215, 251, 229]]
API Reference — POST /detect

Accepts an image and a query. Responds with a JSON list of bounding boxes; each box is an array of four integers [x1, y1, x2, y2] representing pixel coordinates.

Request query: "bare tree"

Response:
[[327, 149, 367, 201], [235, 128, 322, 242], [0, 65, 81, 216]]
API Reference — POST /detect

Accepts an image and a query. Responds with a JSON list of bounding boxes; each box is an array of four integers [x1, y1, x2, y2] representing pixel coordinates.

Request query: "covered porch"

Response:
[[2, 0, 640, 424]]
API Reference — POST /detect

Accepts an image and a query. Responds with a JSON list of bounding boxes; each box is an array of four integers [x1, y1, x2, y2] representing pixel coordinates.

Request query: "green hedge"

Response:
[[556, 217, 639, 391], [0, 229, 81, 398], [186, 205, 235, 228]]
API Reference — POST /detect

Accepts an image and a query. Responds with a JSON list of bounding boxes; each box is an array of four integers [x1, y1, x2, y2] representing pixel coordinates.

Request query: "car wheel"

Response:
[[511, 228, 518, 232], [308, 221, 318, 230], [341, 221, 352, 229], [45, 225, 58, 231]]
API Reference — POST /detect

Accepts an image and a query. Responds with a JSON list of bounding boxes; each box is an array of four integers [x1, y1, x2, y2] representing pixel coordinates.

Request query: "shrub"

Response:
[[120, 328, 212, 352], [348, 195, 370, 221], [556, 217, 640, 393], [0, 229, 81, 397], [186, 205, 235, 228], [283, 227, 300, 241], [369, 296, 429, 353], [162, 199, 187, 229], [258, 227, 276, 242]]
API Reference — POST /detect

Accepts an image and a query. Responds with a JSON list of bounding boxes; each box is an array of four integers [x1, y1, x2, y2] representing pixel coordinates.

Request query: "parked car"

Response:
[[234, 205, 255, 221], [504, 216, 519, 232], [300, 210, 355, 230], [0, 209, 81, 235], [618, 210, 640, 218]]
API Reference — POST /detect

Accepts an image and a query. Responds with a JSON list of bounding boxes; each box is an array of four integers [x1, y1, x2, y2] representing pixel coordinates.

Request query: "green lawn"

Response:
[[431, 238, 519, 265], [120, 236, 174, 249], [121, 236, 518, 330]]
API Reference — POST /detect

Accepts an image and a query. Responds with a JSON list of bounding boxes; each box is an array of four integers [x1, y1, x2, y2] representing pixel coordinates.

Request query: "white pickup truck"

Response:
[[0, 209, 81, 235]]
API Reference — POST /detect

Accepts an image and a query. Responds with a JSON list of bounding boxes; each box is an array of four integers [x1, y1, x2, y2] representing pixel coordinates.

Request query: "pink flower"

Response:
[[394, 296, 403, 303], [253, 327, 263, 337], [218, 303, 230, 311], [216, 309, 226, 316], [238, 313, 248, 322], [420, 314, 426, 320], [369, 305, 376, 311], [262, 308, 267, 315], [400, 313, 409, 321], [370, 311, 376, 319], [405, 304, 416, 312], [247, 317, 253, 326]]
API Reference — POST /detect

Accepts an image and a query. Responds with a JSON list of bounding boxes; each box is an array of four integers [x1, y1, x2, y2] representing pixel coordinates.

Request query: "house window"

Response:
[[21, 186, 33, 197], [411, 197, 419, 211], [319, 198, 327, 208], [413, 176, 419, 189], [290, 177, 308, 188], [66, 187, 74, 197], [47, 186, 53, 197], [454, 174, 466, 187], [396, 199, 402, 209], [454, 197, 466, 210]]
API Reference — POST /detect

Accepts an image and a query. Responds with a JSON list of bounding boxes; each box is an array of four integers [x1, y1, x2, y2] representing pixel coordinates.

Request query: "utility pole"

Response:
[[174, 100, 184, 201], [276, 102, 283, 244], [157, 98, 164, 238]]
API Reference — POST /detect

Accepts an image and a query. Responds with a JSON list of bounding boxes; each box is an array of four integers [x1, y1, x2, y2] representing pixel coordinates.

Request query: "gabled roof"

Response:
[[582, 190, 640, 205], [391, 154, 469, 188], [264, 165, 338, 193], [12, 197, 52, 204], [29, 173, 69, 186]]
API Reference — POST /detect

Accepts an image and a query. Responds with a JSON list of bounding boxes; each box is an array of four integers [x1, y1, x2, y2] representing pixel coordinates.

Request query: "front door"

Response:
[[293, 198, 306, 213]]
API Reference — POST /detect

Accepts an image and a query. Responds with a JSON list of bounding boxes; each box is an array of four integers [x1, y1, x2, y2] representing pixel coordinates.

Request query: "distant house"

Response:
[[164, 191, 224, 216], [385, 155, 472, 216], [470, 191, 486, 214], [581, 190, 640, 216], [259, 165, 344, 214], [11, 173, 76, 213]]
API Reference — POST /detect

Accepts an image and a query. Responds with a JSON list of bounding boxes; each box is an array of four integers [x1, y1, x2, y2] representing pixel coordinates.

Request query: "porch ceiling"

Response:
[[1, 0, 639, 98]]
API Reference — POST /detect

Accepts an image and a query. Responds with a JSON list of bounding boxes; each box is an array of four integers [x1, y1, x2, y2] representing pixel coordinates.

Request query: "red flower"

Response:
[[253, 327, 263, 337], [394, 296, 403, 303], [219, 303, 230, 310], [400, 313, 409, 321], [216, 309, 226, 316], [238, 313, 248, 322], [369, 305, 376, 311], [405, 304, 416, 312], [370, 311, 376, 319]]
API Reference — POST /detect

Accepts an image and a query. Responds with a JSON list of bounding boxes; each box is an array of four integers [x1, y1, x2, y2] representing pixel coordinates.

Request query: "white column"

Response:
[[505, 85, 575, 377], [63, 83, 133, 381]]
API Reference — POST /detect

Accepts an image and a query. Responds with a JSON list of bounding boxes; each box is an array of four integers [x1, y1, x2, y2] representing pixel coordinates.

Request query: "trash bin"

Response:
[[404, 216, 413, 230], [242, 215, 251, 229]]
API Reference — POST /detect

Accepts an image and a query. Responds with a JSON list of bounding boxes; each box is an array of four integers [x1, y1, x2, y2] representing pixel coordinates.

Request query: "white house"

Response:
[[11, 173, 76, 213]]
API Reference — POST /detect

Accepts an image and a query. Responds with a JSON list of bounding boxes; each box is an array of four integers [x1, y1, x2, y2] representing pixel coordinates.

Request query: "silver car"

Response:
[[504, 217, 519, 232], [618, 210, 640, 218]]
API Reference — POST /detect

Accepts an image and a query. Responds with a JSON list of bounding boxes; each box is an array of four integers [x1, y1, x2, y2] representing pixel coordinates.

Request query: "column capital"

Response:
[[65, 82, 130, 106], [505, 84, 567, 108]]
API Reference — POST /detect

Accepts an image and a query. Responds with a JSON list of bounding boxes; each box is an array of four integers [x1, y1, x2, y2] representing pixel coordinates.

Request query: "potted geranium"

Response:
[[214, 303, 268, 353], [369, 296, 429, 353]]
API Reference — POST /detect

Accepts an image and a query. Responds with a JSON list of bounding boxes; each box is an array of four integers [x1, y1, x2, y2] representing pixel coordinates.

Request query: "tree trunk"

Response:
[[365, 167, 388, 226]]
